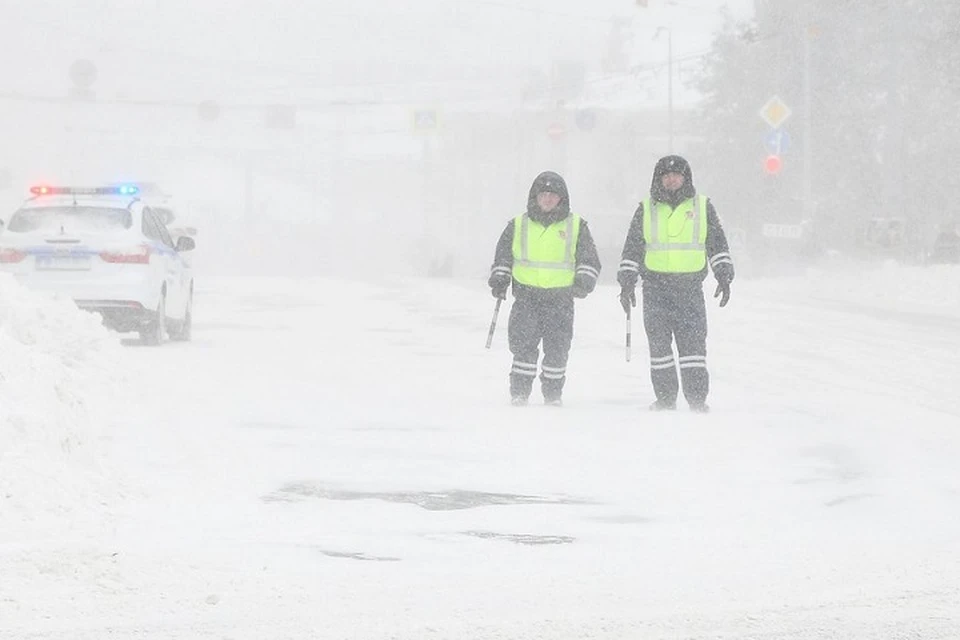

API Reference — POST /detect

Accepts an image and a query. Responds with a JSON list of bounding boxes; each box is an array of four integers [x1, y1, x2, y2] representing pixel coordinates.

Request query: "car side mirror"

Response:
[[176, 236, 196, 252]]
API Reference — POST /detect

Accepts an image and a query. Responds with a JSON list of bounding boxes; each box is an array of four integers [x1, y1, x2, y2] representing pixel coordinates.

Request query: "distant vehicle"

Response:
[[0, 185, 196, 344], [864, 216, 906, 250], [929, 224, 960, 264]]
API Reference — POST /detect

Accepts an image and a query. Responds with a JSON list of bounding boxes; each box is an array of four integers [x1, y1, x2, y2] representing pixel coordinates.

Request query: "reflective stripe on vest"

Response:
[[512, 214, 581, 288], [642, 196, 708, 273]]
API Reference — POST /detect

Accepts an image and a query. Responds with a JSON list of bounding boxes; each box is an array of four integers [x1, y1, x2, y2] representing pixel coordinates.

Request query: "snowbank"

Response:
[[0, 274, 125, 537]]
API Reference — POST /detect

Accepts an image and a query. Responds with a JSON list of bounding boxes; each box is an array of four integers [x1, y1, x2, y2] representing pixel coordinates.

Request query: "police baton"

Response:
[[485, 297, 503, 349], [625, 305, 632, 362]]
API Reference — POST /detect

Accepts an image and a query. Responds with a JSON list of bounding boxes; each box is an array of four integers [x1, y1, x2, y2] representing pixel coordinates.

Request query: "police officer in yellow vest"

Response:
[[489, 171, 602, 406], [617, 156, 734, 413]]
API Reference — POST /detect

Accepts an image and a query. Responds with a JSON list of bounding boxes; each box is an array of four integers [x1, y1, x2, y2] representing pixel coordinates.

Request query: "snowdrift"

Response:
[[0, 274, 125, 536]]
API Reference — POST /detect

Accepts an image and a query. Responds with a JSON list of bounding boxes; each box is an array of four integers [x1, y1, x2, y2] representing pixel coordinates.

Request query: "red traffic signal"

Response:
[[763, 154, 783, 175], [197, 100, 221, 123]]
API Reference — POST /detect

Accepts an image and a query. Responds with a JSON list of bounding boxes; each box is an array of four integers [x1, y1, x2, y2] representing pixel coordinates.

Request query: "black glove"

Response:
[[572, 273, 593, 299], [714, 281, 731, 307], [619, 286, 636, 314], [712, 263, 734, 285], [489, 274, 510, 299]]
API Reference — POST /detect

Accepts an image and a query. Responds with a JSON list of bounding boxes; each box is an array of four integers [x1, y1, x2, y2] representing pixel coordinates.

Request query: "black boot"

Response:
[[649, 399, 677, 411]]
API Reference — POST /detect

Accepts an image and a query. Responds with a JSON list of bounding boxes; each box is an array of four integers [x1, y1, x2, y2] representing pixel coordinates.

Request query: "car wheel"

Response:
[[169, 293, 192, 342], [139, 293, 166, 346]]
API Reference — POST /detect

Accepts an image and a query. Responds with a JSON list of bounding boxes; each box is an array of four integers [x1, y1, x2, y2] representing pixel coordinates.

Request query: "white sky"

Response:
[[0, 0, 757, 218], [1, 0, 756, 102]]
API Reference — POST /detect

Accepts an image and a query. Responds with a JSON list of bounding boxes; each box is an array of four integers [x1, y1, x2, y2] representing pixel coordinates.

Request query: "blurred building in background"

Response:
[[0, 94, 697, 280]]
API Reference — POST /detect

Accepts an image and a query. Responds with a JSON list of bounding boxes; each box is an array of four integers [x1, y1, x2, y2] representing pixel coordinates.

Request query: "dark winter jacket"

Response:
[[488, 171, 602, 301], [618, 156, 734, 290]]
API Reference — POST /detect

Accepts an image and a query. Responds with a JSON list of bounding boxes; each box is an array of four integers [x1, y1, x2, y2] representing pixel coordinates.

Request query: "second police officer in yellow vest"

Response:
[[618, 155, 734, 413], [488, 171, 602, 407]]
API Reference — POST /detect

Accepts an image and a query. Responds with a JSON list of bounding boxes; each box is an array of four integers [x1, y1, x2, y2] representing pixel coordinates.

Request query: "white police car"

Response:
[[109, 180, 198, 265], [0, 185, 195, 344]]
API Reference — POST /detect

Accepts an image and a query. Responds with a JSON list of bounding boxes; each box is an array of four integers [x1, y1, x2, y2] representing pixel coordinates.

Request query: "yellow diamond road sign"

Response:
[[760, 96, 792, 129]]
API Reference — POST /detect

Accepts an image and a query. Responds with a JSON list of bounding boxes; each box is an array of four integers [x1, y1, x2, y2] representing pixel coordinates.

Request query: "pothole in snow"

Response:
[[263, 483, 593, 510], [316, 549, 401, 562], [460, 530, 575, 545]]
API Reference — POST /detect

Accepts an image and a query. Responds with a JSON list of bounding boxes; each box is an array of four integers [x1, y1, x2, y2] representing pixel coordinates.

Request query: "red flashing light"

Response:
[[764, 154, 783, 175], [100, 245, 151, 264], [0, 248, 27, 263], [29, 185, 140, 197]]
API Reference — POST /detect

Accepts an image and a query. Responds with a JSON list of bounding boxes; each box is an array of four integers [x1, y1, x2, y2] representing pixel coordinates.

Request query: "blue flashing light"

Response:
[[29, 185, 141, 197]]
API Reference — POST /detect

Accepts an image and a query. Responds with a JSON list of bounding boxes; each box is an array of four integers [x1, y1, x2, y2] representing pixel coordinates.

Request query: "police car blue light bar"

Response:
[[30, 185, 140, 196]]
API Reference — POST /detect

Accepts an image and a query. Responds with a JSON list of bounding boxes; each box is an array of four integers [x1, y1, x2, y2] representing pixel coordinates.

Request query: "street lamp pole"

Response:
[[654, 26, 674, 153], [802, 14, 813, 223], [667, 27, 673, 152]]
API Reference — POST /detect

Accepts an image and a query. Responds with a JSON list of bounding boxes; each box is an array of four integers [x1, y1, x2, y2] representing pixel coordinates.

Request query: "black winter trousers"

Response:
[[507, 294, 574, 401], [642, 281, 709, 406]]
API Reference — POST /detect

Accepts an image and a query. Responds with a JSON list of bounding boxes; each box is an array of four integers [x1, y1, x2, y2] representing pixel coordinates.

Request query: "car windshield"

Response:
[[6, 206, 133, 233]]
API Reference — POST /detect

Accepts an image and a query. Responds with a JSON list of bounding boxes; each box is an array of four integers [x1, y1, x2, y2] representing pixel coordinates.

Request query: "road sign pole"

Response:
[[802, 18, 813, 222]]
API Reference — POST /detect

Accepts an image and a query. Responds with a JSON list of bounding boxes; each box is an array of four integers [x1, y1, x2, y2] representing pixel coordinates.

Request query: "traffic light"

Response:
[[764, 154, 783, 175], [197, 100, 221, 123]]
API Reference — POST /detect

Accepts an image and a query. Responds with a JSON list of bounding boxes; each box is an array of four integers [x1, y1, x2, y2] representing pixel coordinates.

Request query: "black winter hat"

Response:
[[650, 155, 696, 204], [527, 171, 571, 220], [653, 155, 693, 182], [531, 171, 567, 197]]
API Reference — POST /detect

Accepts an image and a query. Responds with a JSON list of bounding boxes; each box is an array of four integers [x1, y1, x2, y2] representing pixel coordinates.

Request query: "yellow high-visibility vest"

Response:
[[642, 196, 708, 273], [511, 213, 581, 288]]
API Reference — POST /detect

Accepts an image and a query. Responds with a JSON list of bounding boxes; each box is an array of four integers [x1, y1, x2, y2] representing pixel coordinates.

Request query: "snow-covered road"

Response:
[[2, 264, 959, 639]]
